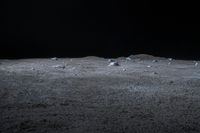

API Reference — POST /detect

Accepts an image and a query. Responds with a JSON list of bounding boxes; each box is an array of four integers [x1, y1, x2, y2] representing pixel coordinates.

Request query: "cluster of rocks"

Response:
[[50, 57, 66, 69], [107, 56, 134, 67]]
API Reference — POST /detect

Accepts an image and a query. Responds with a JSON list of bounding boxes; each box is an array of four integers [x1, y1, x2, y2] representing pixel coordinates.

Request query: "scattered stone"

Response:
[[52, 65, 66, 69], [152, 60, 158, 63], [147, 65, 151, 68], [168, 62, 171, 65], [51, 57, 58, 60], [108, 61, 120, 66]]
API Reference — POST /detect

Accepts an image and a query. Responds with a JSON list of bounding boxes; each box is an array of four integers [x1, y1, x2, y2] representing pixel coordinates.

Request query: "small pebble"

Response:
[[30, 67, 35, 71], [168, 62, 171, 65], [152, 72, 158, 75], [147, 65, 151, 68]]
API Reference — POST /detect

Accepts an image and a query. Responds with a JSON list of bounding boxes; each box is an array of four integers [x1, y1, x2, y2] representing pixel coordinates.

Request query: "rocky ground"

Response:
[[0, 54, 200, 133]]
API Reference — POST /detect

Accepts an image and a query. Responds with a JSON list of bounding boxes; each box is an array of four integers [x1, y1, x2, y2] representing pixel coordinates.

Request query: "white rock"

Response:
[[195, 62, 198, 66], [168, 62, 171, 65], [52, 65, 66, 69], [168, 58, 173, 61], [126, 57, 132, 61], [108, 62, 120, 66], [51, 57, 58, 60], [147, 65, 151, 68], [122, 68, 126, 71]]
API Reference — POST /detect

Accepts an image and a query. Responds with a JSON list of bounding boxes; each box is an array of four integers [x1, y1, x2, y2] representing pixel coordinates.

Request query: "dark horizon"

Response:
[[0, 44, 200, 60], [1, 0, 199, 60]]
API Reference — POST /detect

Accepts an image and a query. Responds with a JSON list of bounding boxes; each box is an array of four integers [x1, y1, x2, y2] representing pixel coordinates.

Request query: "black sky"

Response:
[[1, 0, 199, 59]]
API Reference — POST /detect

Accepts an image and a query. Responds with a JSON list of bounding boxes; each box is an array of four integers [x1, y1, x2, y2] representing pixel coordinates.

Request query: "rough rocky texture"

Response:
[[0, 54, 200, 133]]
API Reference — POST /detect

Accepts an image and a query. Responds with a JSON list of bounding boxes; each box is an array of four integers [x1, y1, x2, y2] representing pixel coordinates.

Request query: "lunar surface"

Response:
[[0, 54, 200, 133]]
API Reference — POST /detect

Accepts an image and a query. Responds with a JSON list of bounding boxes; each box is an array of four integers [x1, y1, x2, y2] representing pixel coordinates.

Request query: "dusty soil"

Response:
[[0, 54, 200, 133]]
